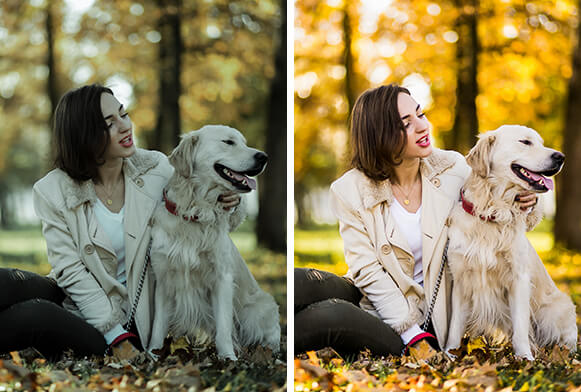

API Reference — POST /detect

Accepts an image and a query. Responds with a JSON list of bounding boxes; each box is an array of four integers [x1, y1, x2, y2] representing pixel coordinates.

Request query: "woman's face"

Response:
[[397, 92, 432, 160], [100, 93, 136, 161]]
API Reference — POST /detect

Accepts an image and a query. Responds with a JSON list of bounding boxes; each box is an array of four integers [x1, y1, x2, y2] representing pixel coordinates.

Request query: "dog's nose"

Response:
[[255, 152, 268, 165], [551, 151, 565, 164]]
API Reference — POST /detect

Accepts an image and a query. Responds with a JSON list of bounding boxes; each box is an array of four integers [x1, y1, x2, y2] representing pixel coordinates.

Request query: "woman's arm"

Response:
[[329, 186, 417, 334]]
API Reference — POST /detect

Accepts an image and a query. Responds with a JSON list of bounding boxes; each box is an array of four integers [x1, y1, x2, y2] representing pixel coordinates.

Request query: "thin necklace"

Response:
[[101, 185, 115, 206], [394, 177, 419, 205], [96, 177, 122, 206]]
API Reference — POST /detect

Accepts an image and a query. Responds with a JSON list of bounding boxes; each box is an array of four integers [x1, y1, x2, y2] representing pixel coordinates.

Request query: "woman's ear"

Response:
[[169, 132, 199, 177], [466, 132, 496, 178]]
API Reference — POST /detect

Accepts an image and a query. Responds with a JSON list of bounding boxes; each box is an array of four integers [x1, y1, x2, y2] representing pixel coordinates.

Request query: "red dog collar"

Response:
[[163, 189, 198, 222], [461, 190, 496, 222]]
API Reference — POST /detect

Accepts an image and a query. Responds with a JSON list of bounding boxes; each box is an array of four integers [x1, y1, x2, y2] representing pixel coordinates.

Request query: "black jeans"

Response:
[[295, 268, 405, 357], [0, 268, 107, 360]]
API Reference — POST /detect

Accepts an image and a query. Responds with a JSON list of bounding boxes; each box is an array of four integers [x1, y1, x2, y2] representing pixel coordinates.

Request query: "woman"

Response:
[[295, 84, 537, 356], [0, 84, 239, 360]]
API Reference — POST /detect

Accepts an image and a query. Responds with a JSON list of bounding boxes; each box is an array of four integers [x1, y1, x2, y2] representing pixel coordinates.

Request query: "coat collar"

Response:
[[63, 149, 161, 210], [360, 148, 457, 209]]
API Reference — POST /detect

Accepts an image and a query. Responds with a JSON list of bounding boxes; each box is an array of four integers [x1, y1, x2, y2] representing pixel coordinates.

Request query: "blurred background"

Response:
[[0, 0, 286, 320], [294, 0, 581, 324]]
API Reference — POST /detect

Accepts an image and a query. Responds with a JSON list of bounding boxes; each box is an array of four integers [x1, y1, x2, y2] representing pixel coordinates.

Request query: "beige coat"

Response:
[[32, 148, 173, 351], [329, 148, 470, 349]]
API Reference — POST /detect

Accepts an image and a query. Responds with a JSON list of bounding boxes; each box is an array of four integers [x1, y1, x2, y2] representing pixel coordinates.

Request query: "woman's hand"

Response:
[[218, 192, 241, 211], [515, 191, 538, 211], [111, 340, 140, 361]]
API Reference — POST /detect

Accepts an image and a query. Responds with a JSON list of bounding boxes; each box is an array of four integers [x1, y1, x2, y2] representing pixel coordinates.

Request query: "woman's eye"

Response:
[[121, 112, 129, 118], [418, 112, 426, 118], [106, 123, 113, 129], [519, 139, 532, 146], [222, 140, 235, 145]]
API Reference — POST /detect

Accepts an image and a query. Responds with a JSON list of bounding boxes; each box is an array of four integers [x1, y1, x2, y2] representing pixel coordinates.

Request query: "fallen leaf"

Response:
[[306, 350, 319, 365], [297, 359, 329, 378], [9, 351, 22, 366], [170, 336, 191, 354], [408, 340, 437, 361], [467, 336, 488, 355]]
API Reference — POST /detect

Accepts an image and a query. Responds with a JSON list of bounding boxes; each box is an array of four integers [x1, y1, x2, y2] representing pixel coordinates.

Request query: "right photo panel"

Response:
[[294, 0, 581, 389]]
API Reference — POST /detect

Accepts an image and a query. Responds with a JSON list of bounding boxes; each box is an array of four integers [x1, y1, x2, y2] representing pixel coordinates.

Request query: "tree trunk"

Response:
[[0, 185, 16, 229], [342, 3, 356, 116], [294, 182, 312, 229], [256, 0, 286, 252], [554, 0, 581, 251], [154, 0, 183, 154], [446, 0, 479, 154], [46, 2, 59, 130]]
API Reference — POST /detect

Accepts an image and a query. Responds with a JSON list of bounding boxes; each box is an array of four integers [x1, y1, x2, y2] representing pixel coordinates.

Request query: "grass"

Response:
[[294, 220, 581, 391], [0, 223, 286, 391]]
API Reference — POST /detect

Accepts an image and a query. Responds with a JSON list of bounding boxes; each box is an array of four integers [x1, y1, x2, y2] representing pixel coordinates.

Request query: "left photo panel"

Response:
[[0, 0, 287, 390]]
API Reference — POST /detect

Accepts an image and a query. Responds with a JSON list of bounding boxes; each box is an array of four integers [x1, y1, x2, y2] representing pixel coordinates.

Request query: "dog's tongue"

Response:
[[529, 171, 554, 190], [231, 171, 257, 190]]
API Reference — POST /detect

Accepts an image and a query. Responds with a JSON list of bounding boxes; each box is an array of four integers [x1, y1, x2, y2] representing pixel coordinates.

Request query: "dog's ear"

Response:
[[169, 133, 199, 177], [466, 132, 496, 177]]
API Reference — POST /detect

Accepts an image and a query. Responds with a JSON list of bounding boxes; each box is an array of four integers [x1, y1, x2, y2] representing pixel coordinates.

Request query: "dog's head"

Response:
[[466, 125, 564, 193], [169, 125, 268, 193]]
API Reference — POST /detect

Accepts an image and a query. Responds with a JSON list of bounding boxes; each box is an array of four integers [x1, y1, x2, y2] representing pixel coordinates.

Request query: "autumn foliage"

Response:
[[295, 339, 581, 392]]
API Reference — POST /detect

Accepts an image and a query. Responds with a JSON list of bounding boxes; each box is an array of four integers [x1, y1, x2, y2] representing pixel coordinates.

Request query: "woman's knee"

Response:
[[294, 268, 362, 312], [0, 268, 64, 309], [1, 299, 106, 357], [295, 298, 404, 356]]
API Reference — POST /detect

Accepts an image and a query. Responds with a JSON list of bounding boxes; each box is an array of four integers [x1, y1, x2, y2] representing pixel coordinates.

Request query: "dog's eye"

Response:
[[519, 139, 532, 146], [222, 140, 235, 146]]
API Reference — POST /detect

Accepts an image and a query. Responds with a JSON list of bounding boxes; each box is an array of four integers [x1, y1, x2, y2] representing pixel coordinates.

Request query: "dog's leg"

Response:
[[509, 271, 534, 360], [212, 271, 237, 361], [444, 281, 468, 360]]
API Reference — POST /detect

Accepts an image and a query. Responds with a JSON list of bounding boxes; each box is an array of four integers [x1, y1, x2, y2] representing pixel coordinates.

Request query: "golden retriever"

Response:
[[444, 125, 577, 360], [150, 125, 280, 360]]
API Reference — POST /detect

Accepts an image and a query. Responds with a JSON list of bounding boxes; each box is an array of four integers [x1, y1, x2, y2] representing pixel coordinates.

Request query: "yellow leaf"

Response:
[[467, 336, 487, 354], [170, 336, 190, 354], [408, 340, 437, 361], [307, 350, 319, 365], [521, 381, 530, 391], [9, 351, 21, 366]]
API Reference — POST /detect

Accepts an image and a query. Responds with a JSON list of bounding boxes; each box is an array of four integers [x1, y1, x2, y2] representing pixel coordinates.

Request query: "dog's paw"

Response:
[[147, 351, 160, 362], [218, 352, 238, 361], [444, 348, 458, 361], [514, 351, 534, 361]]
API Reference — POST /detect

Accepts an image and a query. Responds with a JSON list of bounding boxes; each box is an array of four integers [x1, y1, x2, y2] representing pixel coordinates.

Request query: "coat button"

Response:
[[432, 177, 441, 187], [84, 244, 95, 255], [135, 177, 144, 187], [380, 244, 392, 255], [148, 217, 154, 226]]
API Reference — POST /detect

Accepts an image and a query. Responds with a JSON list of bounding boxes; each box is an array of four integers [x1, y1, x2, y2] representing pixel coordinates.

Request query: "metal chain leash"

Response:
[[421, 238, 449, 332], [123, 241, 151, 331]]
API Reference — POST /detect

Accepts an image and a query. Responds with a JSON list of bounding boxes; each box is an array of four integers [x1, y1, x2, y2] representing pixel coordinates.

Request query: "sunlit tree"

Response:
[[294, 0, 577, 224]]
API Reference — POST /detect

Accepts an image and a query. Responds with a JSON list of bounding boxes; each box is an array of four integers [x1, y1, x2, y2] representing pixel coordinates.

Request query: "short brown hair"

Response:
[[350, 84, 410, 182], [53, 84, 114, 181]]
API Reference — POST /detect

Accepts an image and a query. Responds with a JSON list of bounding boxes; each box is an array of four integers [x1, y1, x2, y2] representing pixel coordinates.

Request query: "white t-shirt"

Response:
[[389, 199, 423, 286], [386, 199, 426, 344], [93, 199, 126, 285]]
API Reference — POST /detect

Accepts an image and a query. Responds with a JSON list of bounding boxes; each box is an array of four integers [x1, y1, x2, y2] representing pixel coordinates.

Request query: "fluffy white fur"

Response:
[[444, 125, 577, 360], [150, 125, 280, 360]]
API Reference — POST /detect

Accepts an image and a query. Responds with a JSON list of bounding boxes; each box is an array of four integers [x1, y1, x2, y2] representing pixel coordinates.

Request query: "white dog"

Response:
[[150, 125, 281, 360], [444, 125, 577, 360]]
